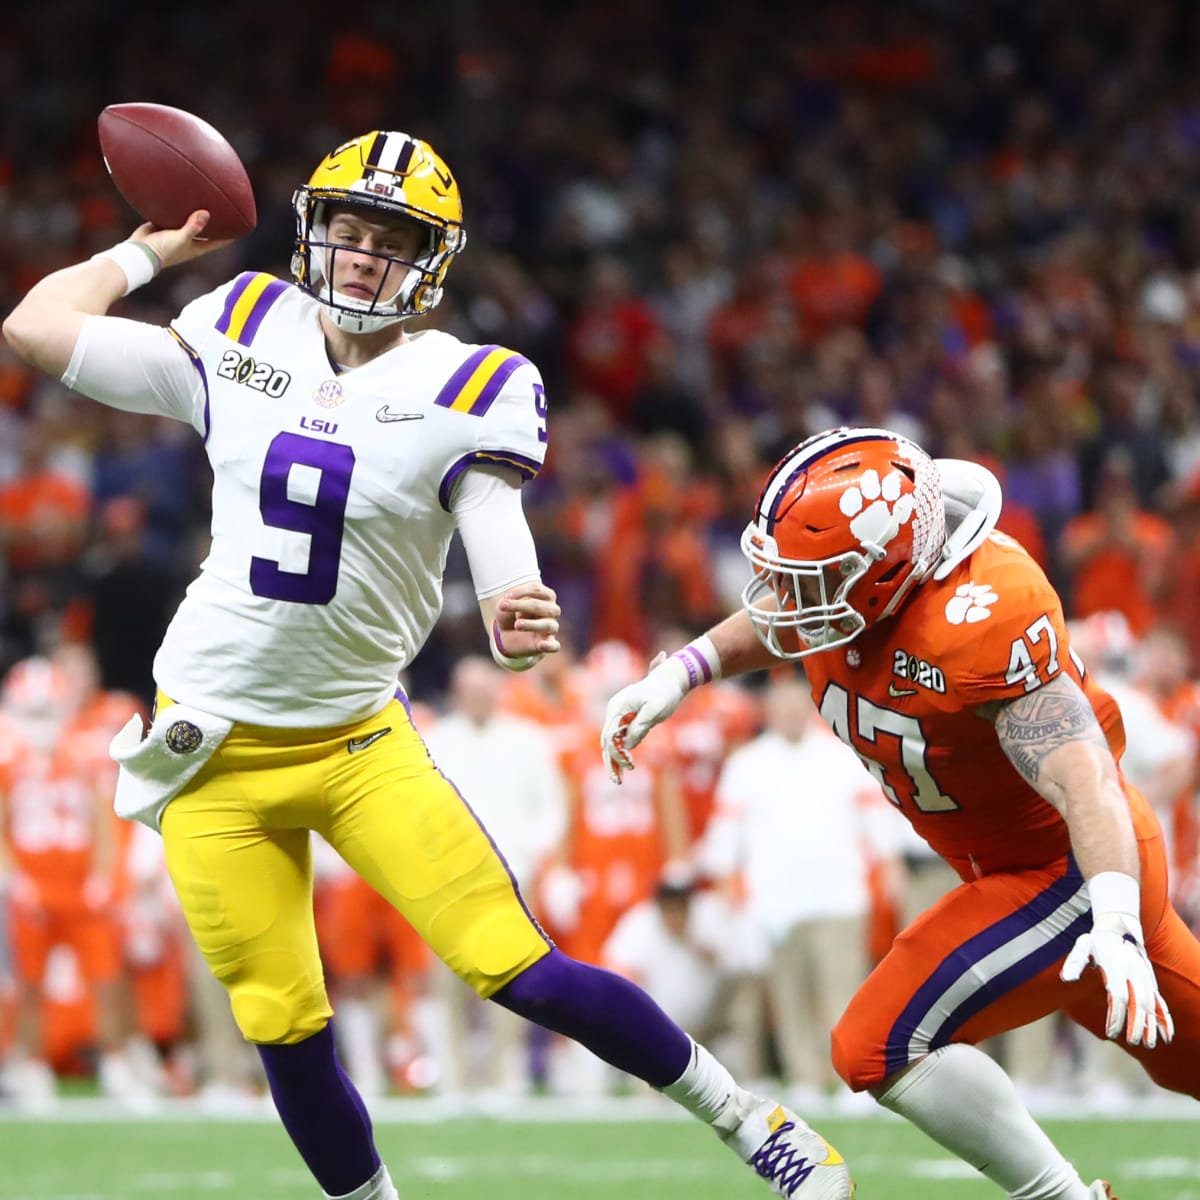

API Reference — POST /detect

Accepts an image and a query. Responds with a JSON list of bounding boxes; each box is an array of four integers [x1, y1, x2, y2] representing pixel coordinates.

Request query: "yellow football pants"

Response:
[[159, 696, 551, 1044]]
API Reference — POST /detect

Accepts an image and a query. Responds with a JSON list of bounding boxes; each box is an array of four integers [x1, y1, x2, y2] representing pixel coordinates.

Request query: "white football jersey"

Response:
[[130, 272, 545, 726]]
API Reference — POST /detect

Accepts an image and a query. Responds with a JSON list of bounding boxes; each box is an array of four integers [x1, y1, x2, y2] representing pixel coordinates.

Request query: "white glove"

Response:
[[1061, 876, 1173, 1048], [600, 653, 689, 783]]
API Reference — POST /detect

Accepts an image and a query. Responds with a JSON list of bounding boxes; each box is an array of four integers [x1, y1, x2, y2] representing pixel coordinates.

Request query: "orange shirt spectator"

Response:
[[565, 257, 663, 424], [790, 215, 882, 342], [0, 467, 90, 572], [1059, 457, 1172, 635]]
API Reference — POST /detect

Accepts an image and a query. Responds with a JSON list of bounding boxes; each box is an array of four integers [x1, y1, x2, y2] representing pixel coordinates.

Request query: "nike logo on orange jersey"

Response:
[[888, 683, 918, 698], [347, 726, 392, 753]]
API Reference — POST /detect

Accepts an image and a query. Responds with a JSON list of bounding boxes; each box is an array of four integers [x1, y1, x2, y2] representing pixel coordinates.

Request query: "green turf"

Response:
[[0, 1113, 1197, 1199]]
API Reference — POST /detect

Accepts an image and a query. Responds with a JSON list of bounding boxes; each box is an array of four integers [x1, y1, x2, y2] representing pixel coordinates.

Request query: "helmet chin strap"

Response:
[[326, 290, 409, 334]]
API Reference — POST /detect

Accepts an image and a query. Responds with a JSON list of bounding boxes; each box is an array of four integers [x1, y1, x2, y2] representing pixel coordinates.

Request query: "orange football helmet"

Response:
[[740, 428, 946, 658]]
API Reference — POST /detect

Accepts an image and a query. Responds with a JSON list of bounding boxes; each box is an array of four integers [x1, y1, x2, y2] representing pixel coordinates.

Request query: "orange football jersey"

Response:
[[802, 532, 1155, 880], [555, 717, 680, 963], [668, 682, 762, 842], [0, 731, 110, 902]]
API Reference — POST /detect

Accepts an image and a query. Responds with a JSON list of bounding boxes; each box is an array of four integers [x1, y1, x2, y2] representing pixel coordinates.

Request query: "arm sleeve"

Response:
[[452, 466, 542, 599], [62, 314, 207, 431]]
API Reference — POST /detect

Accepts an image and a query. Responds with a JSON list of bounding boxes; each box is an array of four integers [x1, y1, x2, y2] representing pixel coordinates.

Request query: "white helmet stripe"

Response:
[[369, 132, 414, 175], [757, 428, 898, 534]]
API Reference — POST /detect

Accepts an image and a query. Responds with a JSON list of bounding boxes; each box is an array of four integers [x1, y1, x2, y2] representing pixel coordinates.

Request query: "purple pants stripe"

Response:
[[884, 856, 1087, 1076]]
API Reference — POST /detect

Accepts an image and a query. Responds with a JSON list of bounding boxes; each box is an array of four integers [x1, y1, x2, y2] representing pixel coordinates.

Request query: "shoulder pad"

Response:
[[932, 459, 1003, 581]]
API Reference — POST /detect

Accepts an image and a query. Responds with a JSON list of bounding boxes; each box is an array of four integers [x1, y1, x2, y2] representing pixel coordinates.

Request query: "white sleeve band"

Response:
[[453, 467, 541, 599], [90, 241, 161, 296], [1087, 871, 1141, 921]]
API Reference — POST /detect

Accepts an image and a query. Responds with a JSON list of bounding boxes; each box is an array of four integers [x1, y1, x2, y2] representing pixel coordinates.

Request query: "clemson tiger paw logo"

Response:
[[839, 469, 914, 549], [945, 582, 998, 624]]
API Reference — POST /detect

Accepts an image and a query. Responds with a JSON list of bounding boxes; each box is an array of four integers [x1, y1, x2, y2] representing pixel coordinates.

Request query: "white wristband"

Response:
[[91, 240, 161, 296], [1087, 870, 1141, 921], [490, 620, 540, 673], [668, 634, 723, 692]]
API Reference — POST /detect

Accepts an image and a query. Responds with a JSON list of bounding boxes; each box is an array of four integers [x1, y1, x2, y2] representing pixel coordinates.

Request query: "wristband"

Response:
[[669, 634, 723, 692], [1087, 870, 1141, 921], [491, 619, 540, 673], [91, 240, 162, 296]]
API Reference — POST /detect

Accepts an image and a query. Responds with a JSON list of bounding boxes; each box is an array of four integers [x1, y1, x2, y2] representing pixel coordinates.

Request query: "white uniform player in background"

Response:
[[422, 654, 568, 1097], [2, 129, 852, 1200]]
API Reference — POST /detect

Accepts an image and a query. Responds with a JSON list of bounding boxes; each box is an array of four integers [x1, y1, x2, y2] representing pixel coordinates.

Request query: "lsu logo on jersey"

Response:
[[891, 649, 946, 695]]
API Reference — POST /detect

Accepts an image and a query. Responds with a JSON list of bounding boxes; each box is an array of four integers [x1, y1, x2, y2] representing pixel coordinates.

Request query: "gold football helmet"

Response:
[[292, 130, 466, 333]]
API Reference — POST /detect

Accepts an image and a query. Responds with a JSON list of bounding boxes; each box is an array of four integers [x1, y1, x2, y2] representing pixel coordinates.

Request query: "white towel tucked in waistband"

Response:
[[109, 704, 234, 831]]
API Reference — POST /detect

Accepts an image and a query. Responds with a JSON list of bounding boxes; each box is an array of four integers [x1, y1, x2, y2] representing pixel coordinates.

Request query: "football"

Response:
[[97, 102, 257, 240]]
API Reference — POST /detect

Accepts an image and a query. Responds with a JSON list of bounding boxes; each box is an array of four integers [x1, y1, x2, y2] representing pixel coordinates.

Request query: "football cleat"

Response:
[[1088, 1183, 1117, 1199], [727, 1099, 855, 1198]]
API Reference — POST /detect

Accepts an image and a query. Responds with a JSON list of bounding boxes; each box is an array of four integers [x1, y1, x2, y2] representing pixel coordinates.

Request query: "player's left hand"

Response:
[[493, 581, 561, 658], [600, 652, 689, 783], [1061, 912, 1174, 1048]]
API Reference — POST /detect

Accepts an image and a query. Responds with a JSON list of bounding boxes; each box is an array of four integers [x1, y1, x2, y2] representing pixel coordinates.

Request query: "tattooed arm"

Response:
[[983, 673, 1173, 1045], [981, 673, 1138, 881]]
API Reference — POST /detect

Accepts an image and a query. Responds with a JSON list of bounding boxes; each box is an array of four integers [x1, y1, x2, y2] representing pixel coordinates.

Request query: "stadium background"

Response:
[[2, 0, 1200, 1193]]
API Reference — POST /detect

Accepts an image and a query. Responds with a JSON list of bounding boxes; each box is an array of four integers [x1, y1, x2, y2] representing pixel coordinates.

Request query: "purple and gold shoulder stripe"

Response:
[[216, 272, 290, 347], [433, 345, 531, 417]]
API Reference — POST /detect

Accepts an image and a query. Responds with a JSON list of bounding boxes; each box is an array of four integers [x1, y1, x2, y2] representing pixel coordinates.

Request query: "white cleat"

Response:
[[4, 1057, 58, 1113], [1088, 1183, 1117, 1199], [726, 1098, 855, 1198]]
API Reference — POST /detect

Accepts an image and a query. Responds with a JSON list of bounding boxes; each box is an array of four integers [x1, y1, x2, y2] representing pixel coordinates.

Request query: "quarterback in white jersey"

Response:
[[68, 273, 550, 726], [4, 129, 852, 1200]]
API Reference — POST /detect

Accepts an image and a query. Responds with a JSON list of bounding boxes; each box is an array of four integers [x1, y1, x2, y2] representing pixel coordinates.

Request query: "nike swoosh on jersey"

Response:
[[376, 407, 425, 423], [888, 683, 918, 697], [347, 726, 393, 752]]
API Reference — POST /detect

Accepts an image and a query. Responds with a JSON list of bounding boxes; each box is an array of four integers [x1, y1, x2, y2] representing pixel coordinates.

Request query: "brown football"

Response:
[[98, 102, 256, 240]]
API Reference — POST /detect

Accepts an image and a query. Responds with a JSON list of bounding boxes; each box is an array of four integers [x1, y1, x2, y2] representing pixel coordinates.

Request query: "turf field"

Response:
[[2, 1100, 1198, 1199]]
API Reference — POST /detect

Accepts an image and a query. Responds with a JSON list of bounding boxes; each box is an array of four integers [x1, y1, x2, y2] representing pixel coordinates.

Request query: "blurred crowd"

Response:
[[3, 0, 1200, 1109]]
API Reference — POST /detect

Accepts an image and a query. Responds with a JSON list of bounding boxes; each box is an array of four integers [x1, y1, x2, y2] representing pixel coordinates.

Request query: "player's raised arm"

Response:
[[2, 212, 223, 378], [987, 674, 1174, 1048]]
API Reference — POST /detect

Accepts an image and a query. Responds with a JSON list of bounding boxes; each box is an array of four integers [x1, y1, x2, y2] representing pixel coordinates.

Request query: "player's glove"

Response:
[[601, 653, 688, 783], [1061, 871, 1174, 1049]]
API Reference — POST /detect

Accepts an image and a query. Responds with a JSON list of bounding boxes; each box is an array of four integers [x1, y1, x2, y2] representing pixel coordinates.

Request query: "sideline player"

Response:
[[3, 130, 851, 1200], [602, 426, 1200, 1200]]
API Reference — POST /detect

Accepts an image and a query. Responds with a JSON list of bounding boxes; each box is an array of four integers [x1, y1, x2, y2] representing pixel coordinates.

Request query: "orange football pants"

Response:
[[832, 820, 1200, 1096]]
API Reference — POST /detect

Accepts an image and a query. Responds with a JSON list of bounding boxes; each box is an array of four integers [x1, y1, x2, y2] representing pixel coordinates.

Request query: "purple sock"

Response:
[[491, 948, 691, 1087], [257, 1022, 380, 1196]]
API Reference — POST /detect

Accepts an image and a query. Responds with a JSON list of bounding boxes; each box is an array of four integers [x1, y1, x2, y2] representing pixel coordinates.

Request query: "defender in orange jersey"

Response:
[[604, 426, 1200, 1200]]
